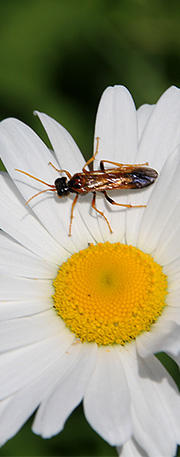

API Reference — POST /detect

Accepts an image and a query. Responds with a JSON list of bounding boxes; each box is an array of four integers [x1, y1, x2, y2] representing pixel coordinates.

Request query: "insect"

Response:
[[15, 137, 158, 236]]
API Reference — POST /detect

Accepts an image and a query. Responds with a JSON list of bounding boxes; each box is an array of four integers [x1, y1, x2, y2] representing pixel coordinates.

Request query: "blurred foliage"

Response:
[[0, 0, 180, 455], [1, 404, 117, 457], [1, 0, 180, 156]]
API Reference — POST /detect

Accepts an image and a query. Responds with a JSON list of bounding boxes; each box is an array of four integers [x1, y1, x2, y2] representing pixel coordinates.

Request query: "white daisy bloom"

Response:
[[0, 85, 180, 457]]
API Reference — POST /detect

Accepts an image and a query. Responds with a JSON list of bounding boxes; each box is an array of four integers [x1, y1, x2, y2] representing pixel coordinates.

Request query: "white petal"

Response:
[[0, 329, 74, 400], [84, 346, 132, 446], [0, 332, 74, 446], [168, 352, 180, 367], [0, 173, 102, 248], [27, 115, 103, 244], [167, 287, 180, 307], [0, 172, 68, 264], [160, 324, 180, 357], [0, 309, 64, 351], [34, 111, 85, 174], [126, 85, 180, 245], [33, 114, 106, 243], [139, 86, 180, 167], [141, 355, 180, 444], [0, 232, 57, 278], [0, 397, 15, 447], [137, 103, 155, 141], [167, 271, 180, 294], [137, 145, 180, 255], [120, 346, 179, 457], [137, 322, 180, 357], [0, 274, 53, 300], [153, 202, 180, 265], [0, 299, 52, 321], [136, 306, 180, 357], [32, 342, 97, 437], [0, 119, 91, 251], [93, 85, 138, 241], [73, 195, 105, 244], [164, 256, 180, 276], [117, 437, 147, 457], [94, 85, 138, 162]]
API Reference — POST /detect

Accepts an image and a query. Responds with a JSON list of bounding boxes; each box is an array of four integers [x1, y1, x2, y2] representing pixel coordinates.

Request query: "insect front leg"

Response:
[[91, 192, 113, 233], [103, 191, 146, 208], [69, 194, 79, 236]]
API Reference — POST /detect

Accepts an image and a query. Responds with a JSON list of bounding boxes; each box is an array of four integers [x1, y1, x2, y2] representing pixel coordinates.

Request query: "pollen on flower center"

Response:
[[53, 242, 168, 346]]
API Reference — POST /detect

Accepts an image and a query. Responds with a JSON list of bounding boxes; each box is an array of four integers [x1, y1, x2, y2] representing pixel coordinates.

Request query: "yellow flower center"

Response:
[[53, 242, 168, 346]]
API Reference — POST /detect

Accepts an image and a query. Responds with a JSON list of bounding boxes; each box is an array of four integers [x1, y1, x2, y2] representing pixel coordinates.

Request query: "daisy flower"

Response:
[[0, 85, 180, 457]]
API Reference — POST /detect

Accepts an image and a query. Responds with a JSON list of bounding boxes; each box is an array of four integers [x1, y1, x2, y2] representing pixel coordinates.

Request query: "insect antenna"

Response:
[[15, 168, 57, 204], [25, 188, 56, 204]]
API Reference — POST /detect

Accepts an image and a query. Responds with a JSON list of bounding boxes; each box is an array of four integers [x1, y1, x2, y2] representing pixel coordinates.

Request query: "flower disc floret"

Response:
[[53, 242, 168, 345]]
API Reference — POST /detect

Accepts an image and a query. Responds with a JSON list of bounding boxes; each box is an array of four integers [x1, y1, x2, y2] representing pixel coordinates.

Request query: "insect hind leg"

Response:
[[91, 192, 113, 233], [100, 160, 149, 171], [103, 191, 146, 208]]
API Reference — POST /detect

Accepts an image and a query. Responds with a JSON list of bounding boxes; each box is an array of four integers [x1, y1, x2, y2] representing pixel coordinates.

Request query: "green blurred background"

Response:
[[0, 0, 180, 455]]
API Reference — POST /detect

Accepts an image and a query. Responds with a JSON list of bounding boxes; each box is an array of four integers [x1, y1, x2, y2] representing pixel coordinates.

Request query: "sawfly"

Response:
[[15, 137, 158, 236]]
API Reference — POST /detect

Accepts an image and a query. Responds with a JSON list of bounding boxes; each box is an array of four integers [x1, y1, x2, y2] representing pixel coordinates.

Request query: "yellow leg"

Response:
[[68, 194, 79, 236], [49, 162, 72, 179], [91, 192, 113, 233], [103, 191, 146, 208], [82, 137, 100, 172], [100, 160, 149, 171]]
